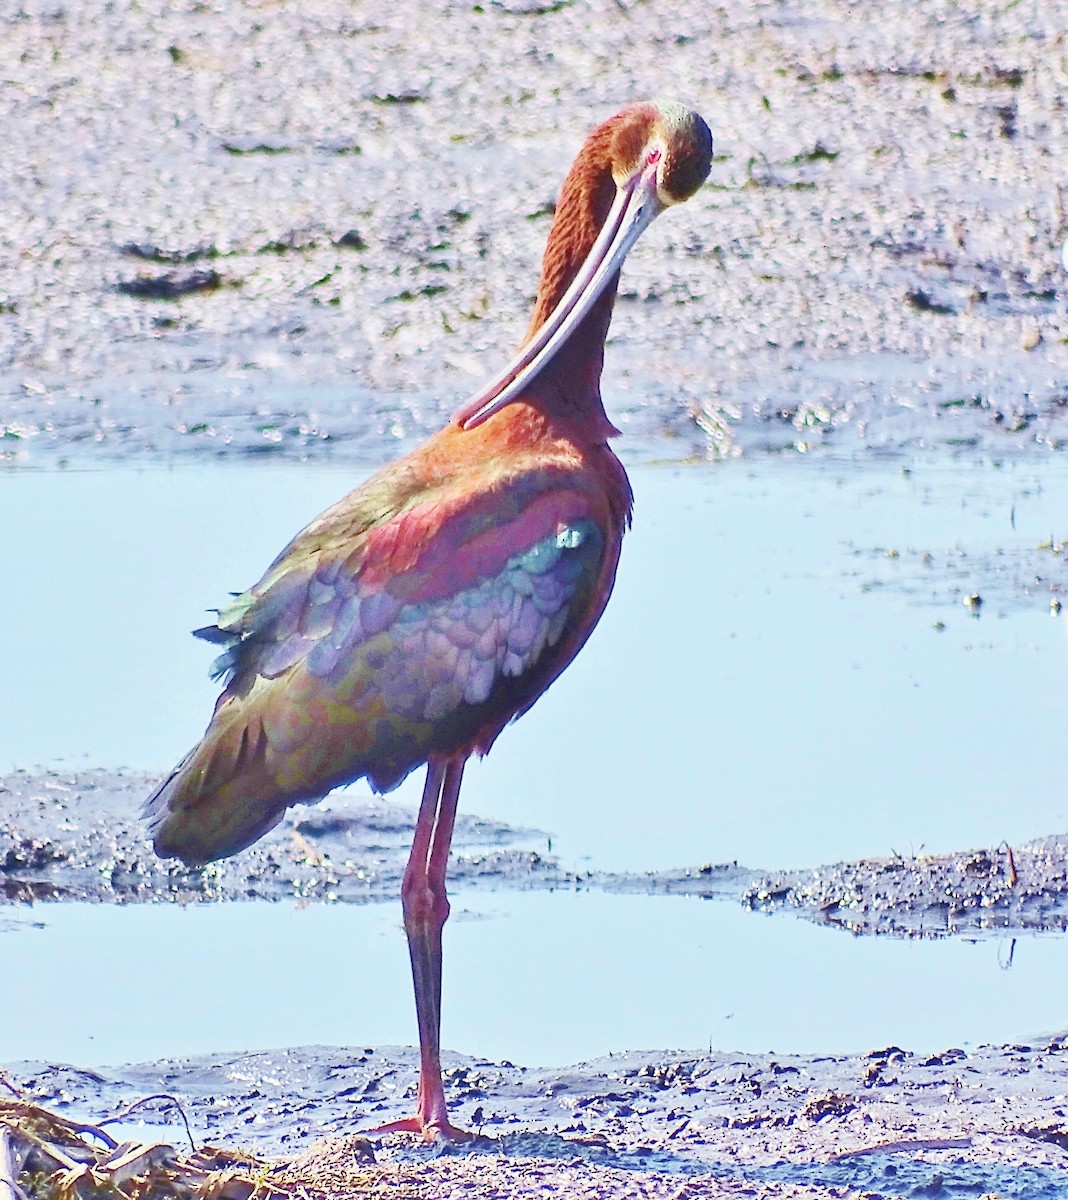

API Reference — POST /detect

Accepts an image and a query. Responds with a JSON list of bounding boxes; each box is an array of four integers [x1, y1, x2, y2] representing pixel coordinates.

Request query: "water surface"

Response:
[[4, 891, 1061, 1069], [2, 454, 1065, 872]]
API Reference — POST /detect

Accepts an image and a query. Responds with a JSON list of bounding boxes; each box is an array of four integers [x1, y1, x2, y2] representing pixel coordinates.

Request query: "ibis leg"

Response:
[[370, 755, 471, 1142]]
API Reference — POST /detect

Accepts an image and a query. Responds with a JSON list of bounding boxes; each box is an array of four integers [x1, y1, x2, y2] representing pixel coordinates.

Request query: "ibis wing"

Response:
[[146, 488, 611, 863], [205, 495, 606, 713]]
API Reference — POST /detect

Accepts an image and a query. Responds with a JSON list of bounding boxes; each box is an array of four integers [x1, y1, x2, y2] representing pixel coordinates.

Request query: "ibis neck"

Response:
[[521, 129, 622, 442]]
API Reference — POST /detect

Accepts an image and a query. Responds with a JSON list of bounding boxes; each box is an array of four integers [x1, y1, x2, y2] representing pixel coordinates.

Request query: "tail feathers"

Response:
[[143, 715, 313, 866]]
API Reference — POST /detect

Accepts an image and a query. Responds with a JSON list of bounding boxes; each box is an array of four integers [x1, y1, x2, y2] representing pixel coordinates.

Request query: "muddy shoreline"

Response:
[[6, 774, 1068, 1196], [5, 1040, 1068, 1198], [5, 769, 1068, 943]]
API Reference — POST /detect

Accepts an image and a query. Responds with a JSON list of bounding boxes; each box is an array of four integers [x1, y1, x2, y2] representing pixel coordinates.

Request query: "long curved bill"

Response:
[[454, 159, 665, 430]]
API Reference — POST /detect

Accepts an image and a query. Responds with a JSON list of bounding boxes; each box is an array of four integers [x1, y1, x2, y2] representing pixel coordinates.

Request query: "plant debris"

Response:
[[0, 1099, 292, 1200]]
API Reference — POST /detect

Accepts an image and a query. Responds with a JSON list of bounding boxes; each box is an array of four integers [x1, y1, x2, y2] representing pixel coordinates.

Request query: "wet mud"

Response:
[[9, 701, 1067, 1198], [739, 839, 1068, 940], [0, 769, 562, 907], [5, 1041, 1068, 1199], [2, 0, 1068, 466], [6, 770, 1066, 945]]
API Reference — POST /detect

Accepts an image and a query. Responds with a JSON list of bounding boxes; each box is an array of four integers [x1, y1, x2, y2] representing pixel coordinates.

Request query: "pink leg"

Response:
[[370, 755, 471, 1142]]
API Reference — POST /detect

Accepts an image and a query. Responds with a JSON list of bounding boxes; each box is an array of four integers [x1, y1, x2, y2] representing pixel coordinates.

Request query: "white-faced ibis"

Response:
[[146, 100, 712, 1140]]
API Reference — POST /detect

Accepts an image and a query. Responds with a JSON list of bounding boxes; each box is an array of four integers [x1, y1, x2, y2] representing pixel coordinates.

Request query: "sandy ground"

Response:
[[5, 0, 1068, 1196]]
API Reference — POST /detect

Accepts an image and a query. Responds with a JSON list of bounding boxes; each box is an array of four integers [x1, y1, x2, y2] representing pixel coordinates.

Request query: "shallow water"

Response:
[[4, 450, 1068, 1072], [4, 890, 1064, 1070], [2, 453, 1066, 872]]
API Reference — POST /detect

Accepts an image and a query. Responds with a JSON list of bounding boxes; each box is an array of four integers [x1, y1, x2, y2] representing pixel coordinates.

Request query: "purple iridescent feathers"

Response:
[[202, 515, 602, 775], [143, 457, 625, 864]]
